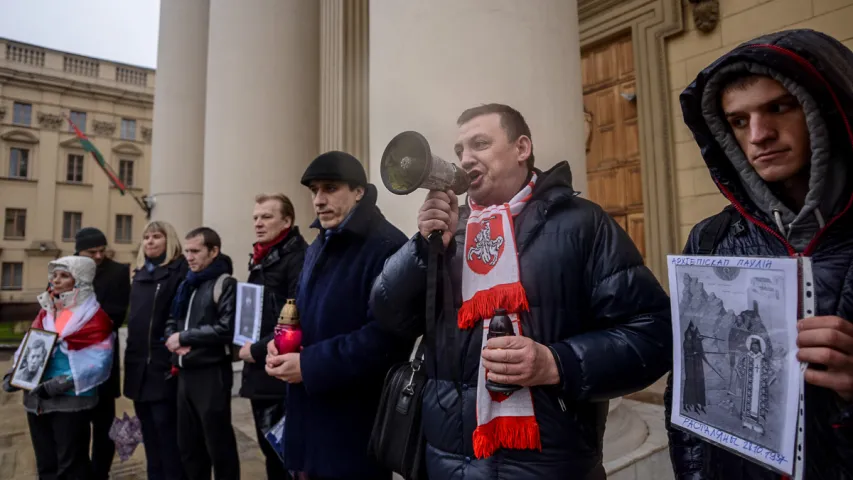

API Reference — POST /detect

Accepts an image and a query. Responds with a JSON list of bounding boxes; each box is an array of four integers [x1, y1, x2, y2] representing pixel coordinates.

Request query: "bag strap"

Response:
[[412, 234, 443, 370], [213, 273, 230, 305], [697, 205, 737, 255]]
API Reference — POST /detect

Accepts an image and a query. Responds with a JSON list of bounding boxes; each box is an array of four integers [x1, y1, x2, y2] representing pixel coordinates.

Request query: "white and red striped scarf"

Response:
[[460, 174, 541, 459]]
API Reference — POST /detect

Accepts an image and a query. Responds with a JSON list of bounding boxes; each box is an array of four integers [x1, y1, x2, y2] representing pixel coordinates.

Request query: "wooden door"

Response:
[[582, 35, 645, 259]]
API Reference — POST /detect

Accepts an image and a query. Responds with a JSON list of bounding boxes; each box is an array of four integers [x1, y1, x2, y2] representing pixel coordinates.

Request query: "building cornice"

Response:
[[0, 67, 154, 107]]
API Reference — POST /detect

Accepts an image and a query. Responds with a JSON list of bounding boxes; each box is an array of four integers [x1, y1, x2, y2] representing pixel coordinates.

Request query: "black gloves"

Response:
[[30, 375, 74, 399]]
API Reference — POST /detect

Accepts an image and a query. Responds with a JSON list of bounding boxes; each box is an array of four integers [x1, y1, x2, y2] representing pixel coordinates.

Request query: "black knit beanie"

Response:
[[74, 227, 107, 253]]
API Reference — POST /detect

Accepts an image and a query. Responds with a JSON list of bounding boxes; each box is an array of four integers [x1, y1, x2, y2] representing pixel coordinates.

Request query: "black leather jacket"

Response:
[[165, 269, 237, 369], [370, 162, 673, 479], [241, 227, 307, 399]]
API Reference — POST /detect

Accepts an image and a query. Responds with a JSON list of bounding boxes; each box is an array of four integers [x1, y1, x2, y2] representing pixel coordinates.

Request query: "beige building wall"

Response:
[[0, 39, 155, 306], [666, 0, 853, 248]]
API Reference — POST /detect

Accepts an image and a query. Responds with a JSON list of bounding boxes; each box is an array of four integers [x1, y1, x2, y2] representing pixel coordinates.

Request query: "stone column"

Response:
[[148, 0, 209, 238], [320, 0, 370, 164], [203, 0, 320, 279], [368, 0, 587, 235]]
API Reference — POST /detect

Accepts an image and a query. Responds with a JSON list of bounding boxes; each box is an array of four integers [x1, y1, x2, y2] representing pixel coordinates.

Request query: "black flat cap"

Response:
[[300, 151, 367, 188]]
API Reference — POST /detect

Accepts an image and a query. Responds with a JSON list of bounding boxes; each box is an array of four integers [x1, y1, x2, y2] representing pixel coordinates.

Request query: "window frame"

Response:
[[0, 262, 24, 291], [8, 147, 30, 179], [3, 208, 26, 240], [12, 102, 32, 126], [62, 211, 83, 242]]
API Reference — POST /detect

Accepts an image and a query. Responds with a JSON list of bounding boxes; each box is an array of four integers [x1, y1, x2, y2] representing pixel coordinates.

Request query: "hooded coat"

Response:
[[665, 29, 853, 480], [370, 162, 673, 479]]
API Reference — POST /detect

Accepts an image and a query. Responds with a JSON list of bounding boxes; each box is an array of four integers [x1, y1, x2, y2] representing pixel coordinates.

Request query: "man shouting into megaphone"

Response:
[[370, 103, 672, 480]]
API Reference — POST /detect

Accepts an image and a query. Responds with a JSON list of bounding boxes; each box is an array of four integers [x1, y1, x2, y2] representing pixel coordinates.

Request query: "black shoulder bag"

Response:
[[368, 235, 444, 480]]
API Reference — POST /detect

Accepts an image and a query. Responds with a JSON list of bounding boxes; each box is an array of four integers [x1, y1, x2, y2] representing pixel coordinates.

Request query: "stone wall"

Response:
[[666, 0, 853, 248]]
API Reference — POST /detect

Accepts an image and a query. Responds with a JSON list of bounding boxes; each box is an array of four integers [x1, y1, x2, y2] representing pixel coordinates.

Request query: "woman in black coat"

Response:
[[124, 220, 188, 480]]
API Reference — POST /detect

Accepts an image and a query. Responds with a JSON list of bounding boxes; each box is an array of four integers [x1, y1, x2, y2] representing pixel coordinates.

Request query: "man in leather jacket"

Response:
[[165, 227, 240, 480], [369, 104, 673, 479], [666, 29, 853, 479], [238, 193, 307, 480]]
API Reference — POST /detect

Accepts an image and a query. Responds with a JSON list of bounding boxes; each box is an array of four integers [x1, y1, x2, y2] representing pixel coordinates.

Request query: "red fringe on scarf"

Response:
[[473, 415, 542, 459], [457, 283, 529, 329]]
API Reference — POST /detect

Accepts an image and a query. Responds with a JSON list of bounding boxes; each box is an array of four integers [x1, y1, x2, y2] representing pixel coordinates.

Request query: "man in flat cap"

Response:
[[265, 151, 413, 480], [74, 227, 130, 479]]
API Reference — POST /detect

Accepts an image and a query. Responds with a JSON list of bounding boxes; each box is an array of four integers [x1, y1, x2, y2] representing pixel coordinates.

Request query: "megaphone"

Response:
[[380, 131, 470, 195]]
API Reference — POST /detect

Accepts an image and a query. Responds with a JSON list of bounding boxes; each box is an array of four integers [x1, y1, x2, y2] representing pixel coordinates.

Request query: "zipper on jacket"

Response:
[[558, 396, 567, 412], [146, 283, 161, 365]]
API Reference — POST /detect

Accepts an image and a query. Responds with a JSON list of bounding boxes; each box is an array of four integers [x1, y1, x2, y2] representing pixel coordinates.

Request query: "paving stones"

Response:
[[0, 357, 267, 479]]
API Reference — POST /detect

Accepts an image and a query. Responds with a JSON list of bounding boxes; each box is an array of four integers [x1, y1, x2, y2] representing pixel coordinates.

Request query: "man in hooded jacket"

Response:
[[665, 29, 853, 479]]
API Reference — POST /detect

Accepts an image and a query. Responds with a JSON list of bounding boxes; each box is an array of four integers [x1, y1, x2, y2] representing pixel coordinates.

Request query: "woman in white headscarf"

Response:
[[3, 255, 114, 479]]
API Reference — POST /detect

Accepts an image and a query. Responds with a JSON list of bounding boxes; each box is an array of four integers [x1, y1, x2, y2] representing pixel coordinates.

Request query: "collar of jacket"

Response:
[[249, 226, 304, 270], [310, 183, 382, 239], [134, 255, 185, 282]]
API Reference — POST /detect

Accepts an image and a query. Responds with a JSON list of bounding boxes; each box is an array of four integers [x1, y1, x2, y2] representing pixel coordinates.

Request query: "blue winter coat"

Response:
[[283, 184, 414, 479]]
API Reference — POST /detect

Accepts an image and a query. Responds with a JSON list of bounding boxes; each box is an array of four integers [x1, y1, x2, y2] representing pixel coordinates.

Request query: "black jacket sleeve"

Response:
[[101, 263, 131, 330], [250, 249, 306, 363], [180, 277, 237, 347], [369, 234, 430, 340], [548, 209, 673, 402]]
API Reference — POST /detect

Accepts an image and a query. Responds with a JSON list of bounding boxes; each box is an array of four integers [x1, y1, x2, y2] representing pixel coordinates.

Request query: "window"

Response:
[[62, 211, 82, 242], [69, 111, 87, 132], [66, 154, 84, 182], [115, 215, 133, 244], [119, 159, 134, 187], [1, 263, 23, 291], [12, 102, 31, 125], [9, 148, 29, 178], [120, 118, 136, 140], [4, 209, 26, 239]]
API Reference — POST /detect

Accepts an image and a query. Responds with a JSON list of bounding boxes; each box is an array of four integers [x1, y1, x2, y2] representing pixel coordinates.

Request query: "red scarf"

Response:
[[252, 228, 290, 265]]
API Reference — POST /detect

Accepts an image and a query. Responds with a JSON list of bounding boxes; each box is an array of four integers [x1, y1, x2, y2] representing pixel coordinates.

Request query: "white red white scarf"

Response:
[[460, 174, 541, 459]]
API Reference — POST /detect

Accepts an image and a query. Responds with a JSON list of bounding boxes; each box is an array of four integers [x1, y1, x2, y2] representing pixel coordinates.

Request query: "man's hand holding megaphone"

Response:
[[418, 190, 460, 248]]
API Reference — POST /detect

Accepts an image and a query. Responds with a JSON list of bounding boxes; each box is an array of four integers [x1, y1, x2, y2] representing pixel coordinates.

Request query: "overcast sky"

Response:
[[0, 0, 160, 68]]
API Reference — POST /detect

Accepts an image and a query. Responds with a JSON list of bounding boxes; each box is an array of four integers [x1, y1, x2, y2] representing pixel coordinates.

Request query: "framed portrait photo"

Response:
[[10, 328, 59, 391], [234, 282, 264, 347]]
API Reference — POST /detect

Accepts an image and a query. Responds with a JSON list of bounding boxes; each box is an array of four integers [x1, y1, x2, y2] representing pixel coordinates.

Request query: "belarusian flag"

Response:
[[65, 116, 127, 195]]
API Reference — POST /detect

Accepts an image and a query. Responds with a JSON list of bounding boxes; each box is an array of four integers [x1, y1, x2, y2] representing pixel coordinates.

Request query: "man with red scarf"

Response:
[[238, 193, 307, 479]]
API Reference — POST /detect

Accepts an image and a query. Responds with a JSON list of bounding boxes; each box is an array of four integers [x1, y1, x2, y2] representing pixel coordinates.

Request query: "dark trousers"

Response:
[[89, 393, 116, 480], [250, 398, 292, 480], [27, 410, 93, 480], [177, 363, 240, 480], [136, 399, 185, 480]]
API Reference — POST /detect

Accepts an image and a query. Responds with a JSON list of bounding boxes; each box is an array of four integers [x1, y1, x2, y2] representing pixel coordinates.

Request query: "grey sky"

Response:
[[0, 0, 160, 68]]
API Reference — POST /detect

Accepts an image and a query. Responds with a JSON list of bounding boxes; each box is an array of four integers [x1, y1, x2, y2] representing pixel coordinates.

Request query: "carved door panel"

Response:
[[583, 35, 645, 260]]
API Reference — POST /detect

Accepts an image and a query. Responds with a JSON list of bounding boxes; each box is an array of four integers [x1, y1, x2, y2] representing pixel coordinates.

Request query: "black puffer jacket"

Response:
[[124, 256, 188, 402], [666, 29, 853, 480], [370, 162, 672, 479], [164, 256, 237, 370], [240, 227, 307, 399]]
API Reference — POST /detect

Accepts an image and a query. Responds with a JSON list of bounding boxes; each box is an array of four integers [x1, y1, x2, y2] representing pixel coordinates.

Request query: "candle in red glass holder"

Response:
[[274, 299, 302, 354]]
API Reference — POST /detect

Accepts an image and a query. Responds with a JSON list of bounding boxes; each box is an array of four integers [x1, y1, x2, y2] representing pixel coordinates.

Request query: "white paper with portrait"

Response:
[[667, 254, 804, 477], [233, 283, 263, 347]]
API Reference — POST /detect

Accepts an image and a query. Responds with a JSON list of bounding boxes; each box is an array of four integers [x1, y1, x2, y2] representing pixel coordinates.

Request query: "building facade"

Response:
[[150, 0, 853, 288], [0, 38, 154, 316]]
